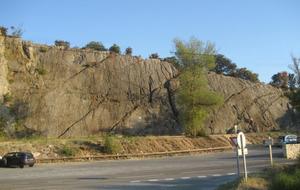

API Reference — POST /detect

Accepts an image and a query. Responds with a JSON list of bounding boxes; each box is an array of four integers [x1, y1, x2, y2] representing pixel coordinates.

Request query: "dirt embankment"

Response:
[[0, 132, 283, 160]]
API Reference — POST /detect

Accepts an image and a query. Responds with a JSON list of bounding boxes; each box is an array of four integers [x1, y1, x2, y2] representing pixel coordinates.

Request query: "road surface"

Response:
[[0, 146, 293, 190]]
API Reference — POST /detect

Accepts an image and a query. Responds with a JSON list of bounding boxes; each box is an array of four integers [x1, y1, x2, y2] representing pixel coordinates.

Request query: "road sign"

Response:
[[230, 137, 238, 146], [263, 139, 273, 146], [237, 132, 246, 149], [238, 148, 248, 156]]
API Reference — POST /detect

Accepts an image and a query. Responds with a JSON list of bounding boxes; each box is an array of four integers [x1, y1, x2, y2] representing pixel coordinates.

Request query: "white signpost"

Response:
[[237, 132, 248, 181]]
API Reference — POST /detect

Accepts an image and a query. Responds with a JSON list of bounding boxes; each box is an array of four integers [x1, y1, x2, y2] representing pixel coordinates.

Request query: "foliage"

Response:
[[103, 135, 122, 154], [3, 93, 13, 103], [232, 67, 259, 83], [58, 145, 78, 157], [83, 41, 107, 51], [289, 89, 300, 112], [125, 47, 132, 55], [174, 37, 216, 69], [149, 53, 160, 59], [163, 56, 181, 69], [0, 26, 7, 36], [271, 169, 300, 190], [54, 40, 70, 49], [175, 37, 223, 137], [270, 72, 289, 89], [289, 56, 300, 87], [214, 54, 237, 75], [109, 44, 121, 54]]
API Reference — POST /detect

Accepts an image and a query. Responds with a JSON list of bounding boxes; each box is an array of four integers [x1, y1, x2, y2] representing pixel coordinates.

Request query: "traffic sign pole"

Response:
[[268, 136, 273, 166], [241, 135, 247, 181], [236, 146, 240, 177]]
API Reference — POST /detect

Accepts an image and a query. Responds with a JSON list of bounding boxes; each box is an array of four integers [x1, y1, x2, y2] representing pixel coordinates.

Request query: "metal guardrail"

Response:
[[36, 146, 232, 163]]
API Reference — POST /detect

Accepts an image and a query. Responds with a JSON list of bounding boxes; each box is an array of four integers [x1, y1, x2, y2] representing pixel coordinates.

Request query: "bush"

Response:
[[83, 41, 107, 51], [271, 169, 300, 190], [149, 53, 159, 59], [54, 40, 70, 49], [125, 47, 132, 55], [103, 135, 121, 154], [59, 145, 78, 157], [0, 26, 7, 36], [109, 44, 121, 54]]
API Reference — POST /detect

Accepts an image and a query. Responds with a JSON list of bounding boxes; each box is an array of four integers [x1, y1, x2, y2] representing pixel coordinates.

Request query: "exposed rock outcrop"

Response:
[[0, 36, 295, 137]]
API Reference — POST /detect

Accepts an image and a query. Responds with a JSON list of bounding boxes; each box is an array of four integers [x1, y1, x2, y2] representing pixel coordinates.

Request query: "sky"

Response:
[[0, 0, 299, 82]]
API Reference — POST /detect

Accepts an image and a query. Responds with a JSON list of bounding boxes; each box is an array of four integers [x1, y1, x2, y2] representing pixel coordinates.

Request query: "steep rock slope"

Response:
[[0, 36, 294, 137], [207, 73, 293, 134], [0, 36, 179, 137]]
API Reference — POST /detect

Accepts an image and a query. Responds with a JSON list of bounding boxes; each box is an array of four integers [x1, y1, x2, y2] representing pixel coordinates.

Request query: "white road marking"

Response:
[[164, 178, 175, 181], [212, 174, 221, 177], [130, 180, 141, 183], [180, 177, 191, 180], [227, 173, 236, 176], [148, 179, 159, 182], [197, 175, 207, 178]]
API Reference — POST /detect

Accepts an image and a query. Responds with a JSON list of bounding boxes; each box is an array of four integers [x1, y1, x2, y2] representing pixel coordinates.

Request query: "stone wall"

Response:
[[283, 144, 300, 159]]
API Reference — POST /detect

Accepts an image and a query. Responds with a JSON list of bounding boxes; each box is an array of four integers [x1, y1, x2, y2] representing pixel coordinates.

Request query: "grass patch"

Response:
[[103, 135, 122, 154], [58, 145, 79, 157]]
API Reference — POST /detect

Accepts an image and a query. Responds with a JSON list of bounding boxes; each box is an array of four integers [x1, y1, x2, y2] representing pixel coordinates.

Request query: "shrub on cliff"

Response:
[[54, 40, 70, 49], [125, 47, 132, 55], [0, 26, 7, 36], [175, 37, 223, 137], [83, 41, 107, 51], [149, 53, 159, 59], [109, 44, 121, 54]]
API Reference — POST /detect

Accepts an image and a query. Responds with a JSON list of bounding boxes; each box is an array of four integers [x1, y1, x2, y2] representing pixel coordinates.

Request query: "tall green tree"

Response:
[[175, 37, 223, 137]]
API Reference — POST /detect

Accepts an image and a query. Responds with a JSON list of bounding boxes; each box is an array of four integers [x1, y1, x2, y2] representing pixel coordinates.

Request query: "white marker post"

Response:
[[237, 132, 247, 181], [266, 136, 273, 166]]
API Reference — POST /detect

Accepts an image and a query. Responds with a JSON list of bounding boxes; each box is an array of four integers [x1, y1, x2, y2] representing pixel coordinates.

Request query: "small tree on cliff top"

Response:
[[109, 44, 121, 54], [84, 41, 107, 51], [175, 37, 223, 137]]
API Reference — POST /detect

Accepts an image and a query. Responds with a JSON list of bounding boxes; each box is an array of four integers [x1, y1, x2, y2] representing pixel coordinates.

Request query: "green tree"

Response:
[[214, 54, 237, 75], [109, 44, 121, 54], [84, 41, 107, 51], [270, 72, 289, 89], [175, 37, 223, 137], [232, 67, 259, 83]]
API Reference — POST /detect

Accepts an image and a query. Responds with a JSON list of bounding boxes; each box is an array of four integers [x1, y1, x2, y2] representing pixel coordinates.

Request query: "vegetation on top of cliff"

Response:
[[0, 25, 23, 37], [54, 40, 70, 49], [109, 43, 121, 54], [125, 47, 132, 55], [149, 53, 160, 59], [83, 41, 107, 51], [174, 37, 223, 137], [270, 56, 300, 113]]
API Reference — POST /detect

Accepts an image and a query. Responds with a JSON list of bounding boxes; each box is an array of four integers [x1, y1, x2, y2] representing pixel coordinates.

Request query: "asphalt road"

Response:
[[0, 146, 294, 190]]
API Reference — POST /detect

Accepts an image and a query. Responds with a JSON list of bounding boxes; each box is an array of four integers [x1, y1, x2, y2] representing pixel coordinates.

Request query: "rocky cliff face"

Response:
[[0, 36, 294, 137], [207, 73, 294, 134]]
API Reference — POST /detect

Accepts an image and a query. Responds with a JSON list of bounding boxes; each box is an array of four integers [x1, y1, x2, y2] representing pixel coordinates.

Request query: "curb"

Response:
[[36, 146, 232, 163]]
